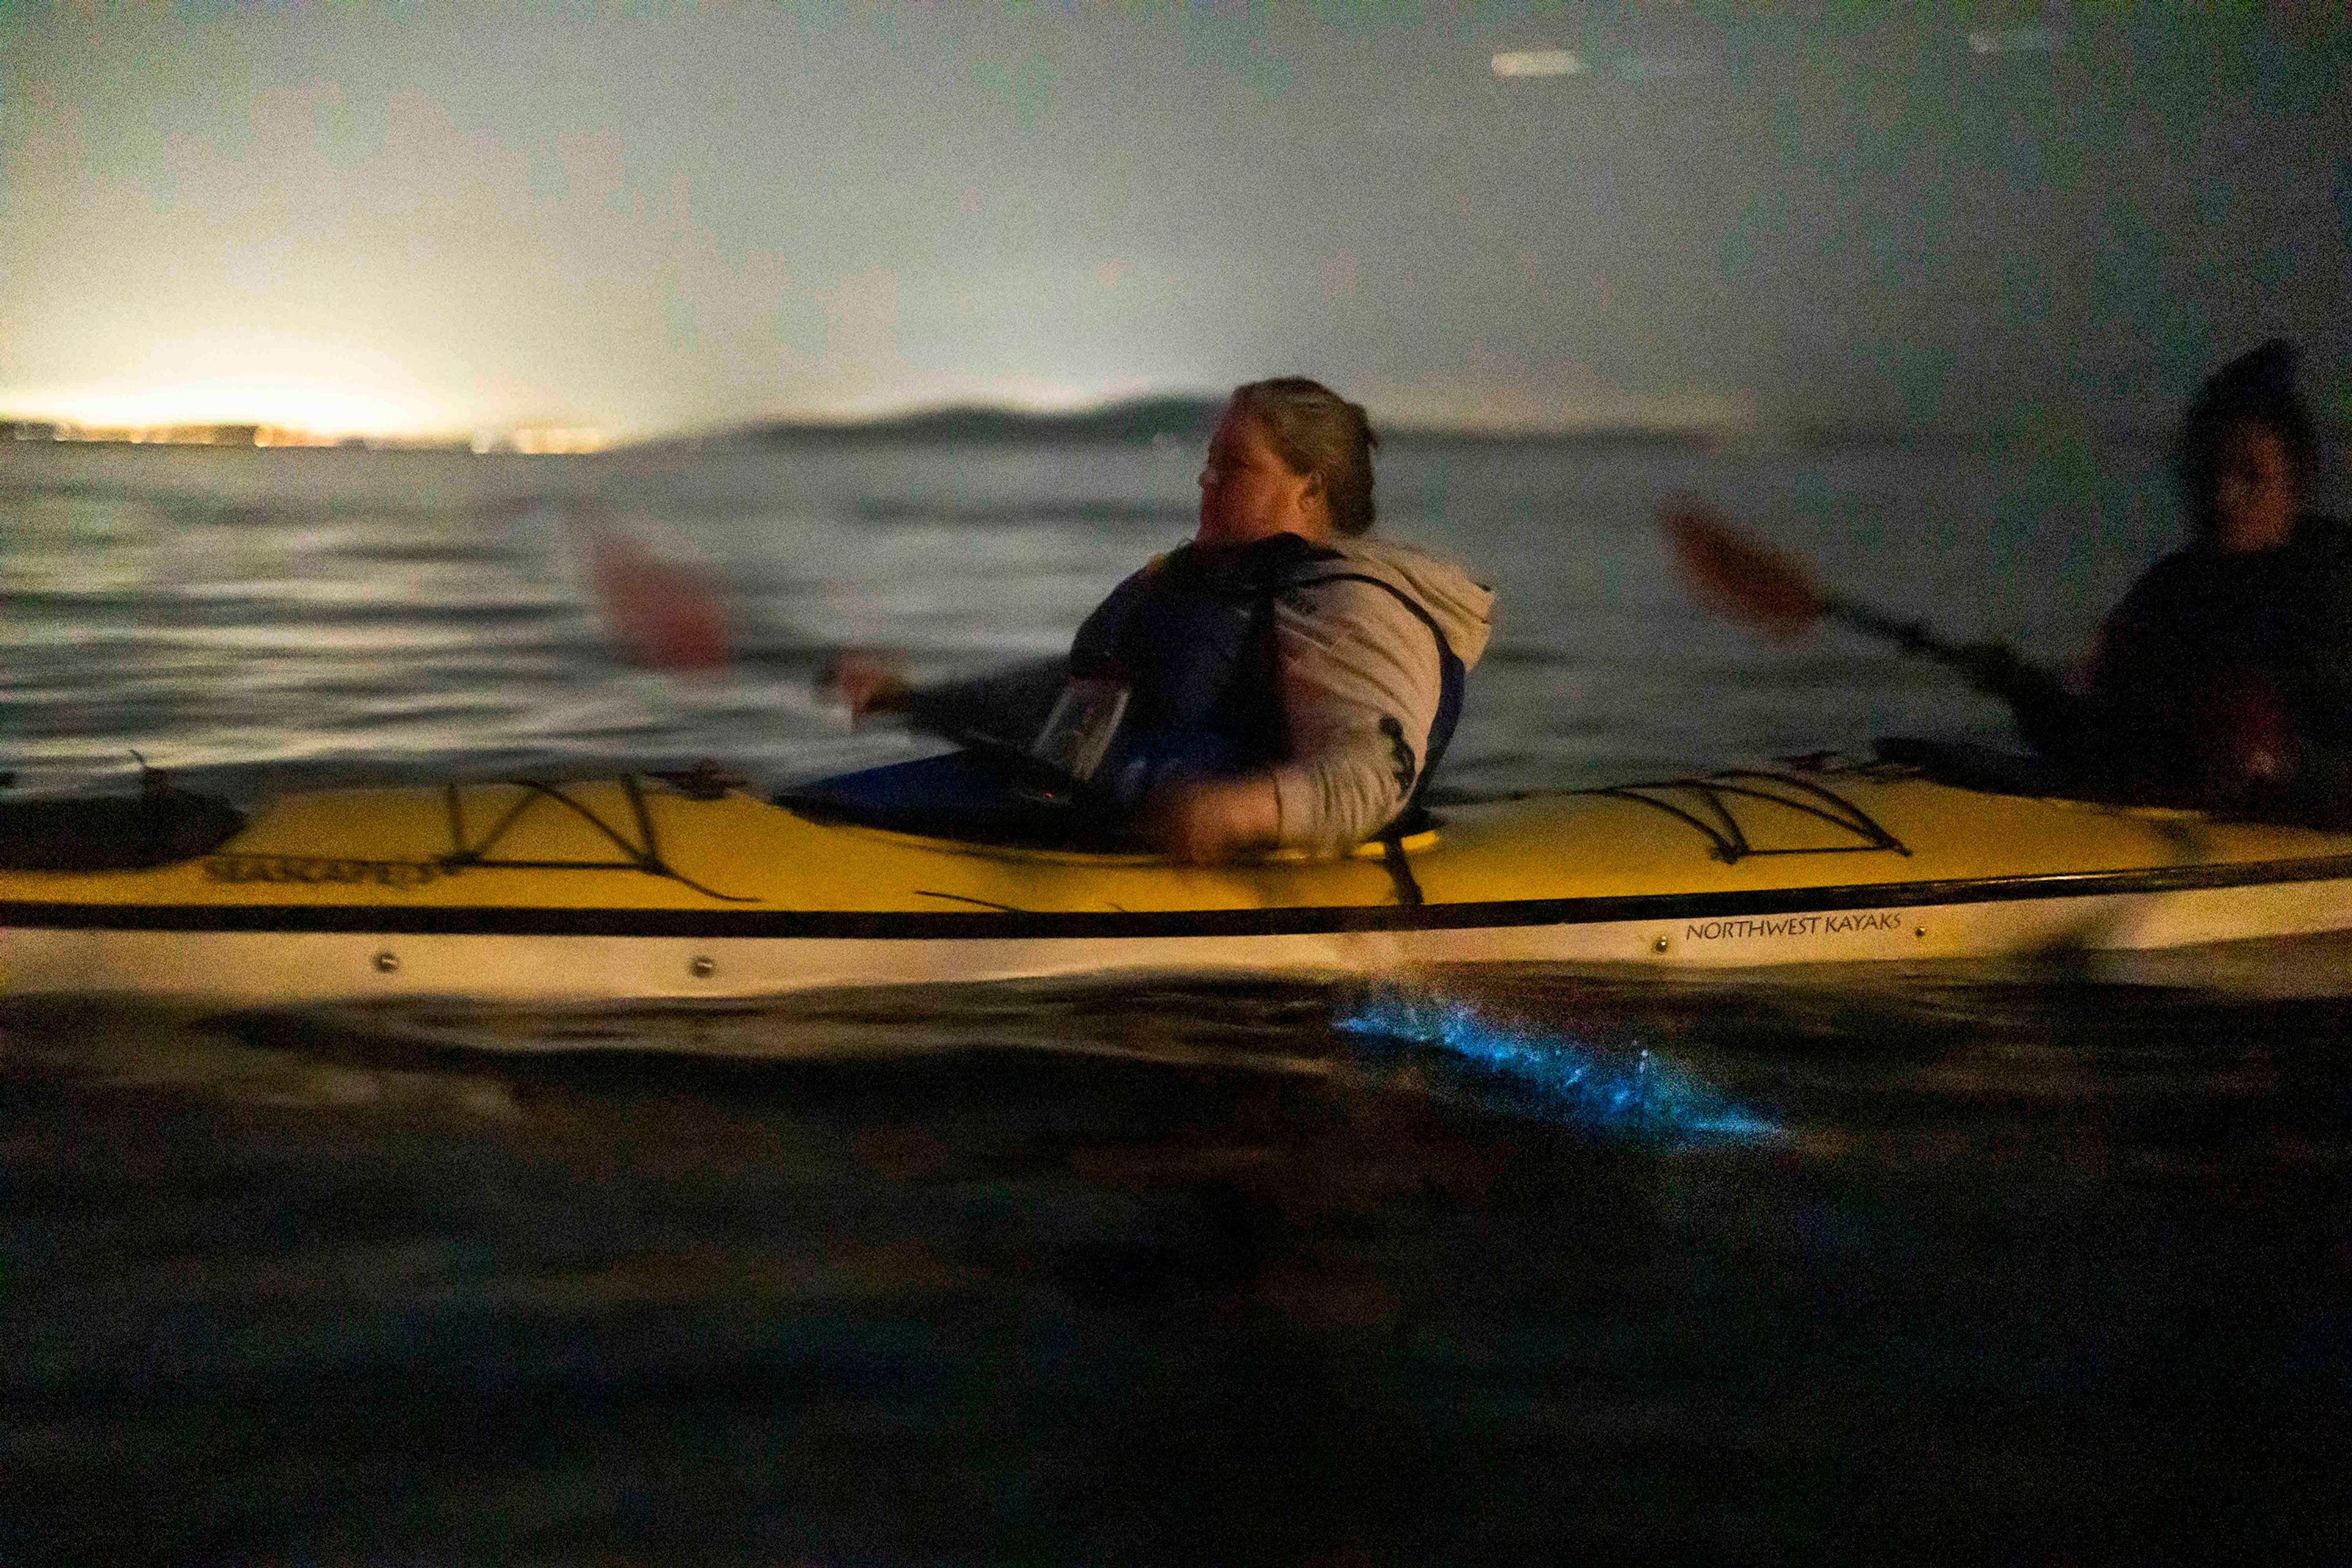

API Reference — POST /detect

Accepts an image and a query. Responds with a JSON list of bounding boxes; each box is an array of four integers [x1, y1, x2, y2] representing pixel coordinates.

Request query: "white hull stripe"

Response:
[[9, 877, 2352, 1003]]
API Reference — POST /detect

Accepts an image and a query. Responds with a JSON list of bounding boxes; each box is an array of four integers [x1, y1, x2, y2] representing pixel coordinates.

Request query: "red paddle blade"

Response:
[[581, 523, 733, 676], [1656, 494, 1827, 640]]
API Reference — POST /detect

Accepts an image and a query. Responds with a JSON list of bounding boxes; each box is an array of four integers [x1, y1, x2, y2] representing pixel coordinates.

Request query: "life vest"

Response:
[[2087, 516, 2352, 786], [1068, 532, 1465, 831]]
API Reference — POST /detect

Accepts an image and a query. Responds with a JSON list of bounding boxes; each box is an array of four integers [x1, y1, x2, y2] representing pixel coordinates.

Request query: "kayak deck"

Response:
[[6, 763, 2352, 1001]]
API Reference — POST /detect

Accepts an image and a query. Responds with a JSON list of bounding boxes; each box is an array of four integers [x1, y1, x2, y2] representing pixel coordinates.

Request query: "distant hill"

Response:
[[702, 394, 1746, 449], [726, 396, 1228, 447]]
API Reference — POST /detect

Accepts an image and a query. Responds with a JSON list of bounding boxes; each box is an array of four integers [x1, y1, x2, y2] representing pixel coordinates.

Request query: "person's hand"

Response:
[[818, 648, 912, 722], [2192, 669, 2297, 809], [1146, 771, 1281, 864]]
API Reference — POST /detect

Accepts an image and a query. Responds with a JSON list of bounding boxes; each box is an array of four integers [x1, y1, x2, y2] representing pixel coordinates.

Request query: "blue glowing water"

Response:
[[1336, 989, 1779, 1142]]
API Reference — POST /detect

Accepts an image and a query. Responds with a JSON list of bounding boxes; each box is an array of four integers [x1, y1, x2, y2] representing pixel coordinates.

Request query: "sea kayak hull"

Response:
[[5, 766, 2351, 1003], [10, 867, 2352, 1004]]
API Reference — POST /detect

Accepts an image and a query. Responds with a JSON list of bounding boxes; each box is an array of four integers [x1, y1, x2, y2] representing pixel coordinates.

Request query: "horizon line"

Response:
[[0, 396, 2257, 453]]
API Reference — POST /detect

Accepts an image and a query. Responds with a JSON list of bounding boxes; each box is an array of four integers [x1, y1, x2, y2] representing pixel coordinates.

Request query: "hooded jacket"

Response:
[[1071, 531, 1494, 854]]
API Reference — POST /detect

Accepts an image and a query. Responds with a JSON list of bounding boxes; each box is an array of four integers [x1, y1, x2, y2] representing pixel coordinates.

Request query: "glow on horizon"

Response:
[[2, 12, 2339, 448], [1, 366, 1174, 443], [1, 359, 1762, 442], [1, 333, 462, 440], [11, 379, 447, 439]]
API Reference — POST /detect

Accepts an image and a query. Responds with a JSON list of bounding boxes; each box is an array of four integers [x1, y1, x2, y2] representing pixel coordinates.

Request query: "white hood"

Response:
[[1313, 537, 1496, 668]]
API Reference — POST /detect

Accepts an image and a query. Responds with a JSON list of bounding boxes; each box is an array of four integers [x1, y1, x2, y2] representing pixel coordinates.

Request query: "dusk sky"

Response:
[[4, 5, 2345, 439]]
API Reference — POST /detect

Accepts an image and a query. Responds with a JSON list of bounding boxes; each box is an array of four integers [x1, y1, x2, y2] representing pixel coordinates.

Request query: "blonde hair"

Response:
[[1231, 378, 1379, 537]]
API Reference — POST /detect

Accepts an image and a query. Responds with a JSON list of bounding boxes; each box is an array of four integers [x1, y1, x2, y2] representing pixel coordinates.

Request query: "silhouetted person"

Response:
[[1997, 341, 2352, 818]]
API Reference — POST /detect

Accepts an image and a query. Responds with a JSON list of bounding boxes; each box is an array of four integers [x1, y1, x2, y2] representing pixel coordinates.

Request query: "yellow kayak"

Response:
[[6, 759, 2352, 1003]]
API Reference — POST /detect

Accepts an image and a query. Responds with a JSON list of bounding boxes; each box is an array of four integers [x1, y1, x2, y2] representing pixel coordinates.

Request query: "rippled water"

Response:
[[0, 432, 2212, 793], [6, 436, 2351, 1560]]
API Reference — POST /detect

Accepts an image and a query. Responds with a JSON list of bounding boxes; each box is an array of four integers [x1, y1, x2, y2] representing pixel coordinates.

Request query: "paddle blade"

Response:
[[1656, 495, 1827, 640], [578, 518, 734, 676]]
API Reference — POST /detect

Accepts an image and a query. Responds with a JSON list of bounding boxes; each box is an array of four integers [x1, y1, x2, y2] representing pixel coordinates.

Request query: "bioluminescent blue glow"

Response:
[[1335, 991, 1777, 1144]]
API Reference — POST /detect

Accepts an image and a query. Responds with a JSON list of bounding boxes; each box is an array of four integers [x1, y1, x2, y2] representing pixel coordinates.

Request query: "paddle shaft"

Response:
[[1820, 592, 2077, 731], [1822, 594, 1969, 665]]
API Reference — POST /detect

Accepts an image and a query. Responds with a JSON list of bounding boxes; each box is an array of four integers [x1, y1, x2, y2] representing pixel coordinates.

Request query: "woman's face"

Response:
[[2209, 420, 2301, 554], [1196, 402, 1327, 548]]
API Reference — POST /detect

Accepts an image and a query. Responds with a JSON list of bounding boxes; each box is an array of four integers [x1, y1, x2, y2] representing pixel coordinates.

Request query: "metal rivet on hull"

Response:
[[690, 955, 716, 978], [1653, 936, 1670, 953], [374, 951, 400, 974]]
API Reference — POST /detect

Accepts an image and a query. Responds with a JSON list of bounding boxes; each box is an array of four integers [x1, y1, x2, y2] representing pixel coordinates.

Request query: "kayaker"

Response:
[[1988, 340, 2352, 816], [828, 378, 1494, 862]]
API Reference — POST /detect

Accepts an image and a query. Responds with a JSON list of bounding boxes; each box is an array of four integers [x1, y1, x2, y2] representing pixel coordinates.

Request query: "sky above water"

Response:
[[3, 4, 2345, 439]]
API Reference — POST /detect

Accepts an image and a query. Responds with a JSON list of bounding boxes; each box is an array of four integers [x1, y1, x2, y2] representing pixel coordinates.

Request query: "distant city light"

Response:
[[1968, 26, 2062, 56], [12, 421, 352, 447], [9, 375, 441, 441], [0, 334, 627, 451], [1491, 48, 1585, 79], [491, 426, 613, 455]]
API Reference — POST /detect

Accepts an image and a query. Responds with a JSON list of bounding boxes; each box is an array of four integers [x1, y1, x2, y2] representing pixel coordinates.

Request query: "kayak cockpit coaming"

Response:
[[787, 809, 1441, 869], [0, 785, 246, 872]]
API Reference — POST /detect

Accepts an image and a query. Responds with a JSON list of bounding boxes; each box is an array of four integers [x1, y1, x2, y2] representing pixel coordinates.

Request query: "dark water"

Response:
[[9, 969, 2352, 1562], [6, 437, 2352, 1561]]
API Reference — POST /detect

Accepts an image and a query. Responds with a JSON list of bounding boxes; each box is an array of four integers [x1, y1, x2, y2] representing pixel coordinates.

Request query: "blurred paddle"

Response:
[[561, 500, 1087, 794], [1657, 494, 1951, 655], [570, 504, 734, 677], [1656, 491, 2100, 766], [1656, 494, 2058, 701]]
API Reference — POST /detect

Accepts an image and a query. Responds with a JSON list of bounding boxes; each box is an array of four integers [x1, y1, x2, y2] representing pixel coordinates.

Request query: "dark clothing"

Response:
[[2020, 516, 2352, 815], [1069, 532, 1471, 833], [1069, 535, 1310, 786]]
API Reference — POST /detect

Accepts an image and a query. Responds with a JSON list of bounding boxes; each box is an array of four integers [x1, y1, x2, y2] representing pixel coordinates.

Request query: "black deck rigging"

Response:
[[438, 777, 757, 902], [1580, 770, 1909, 865], [207, 778, 761, 902]]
